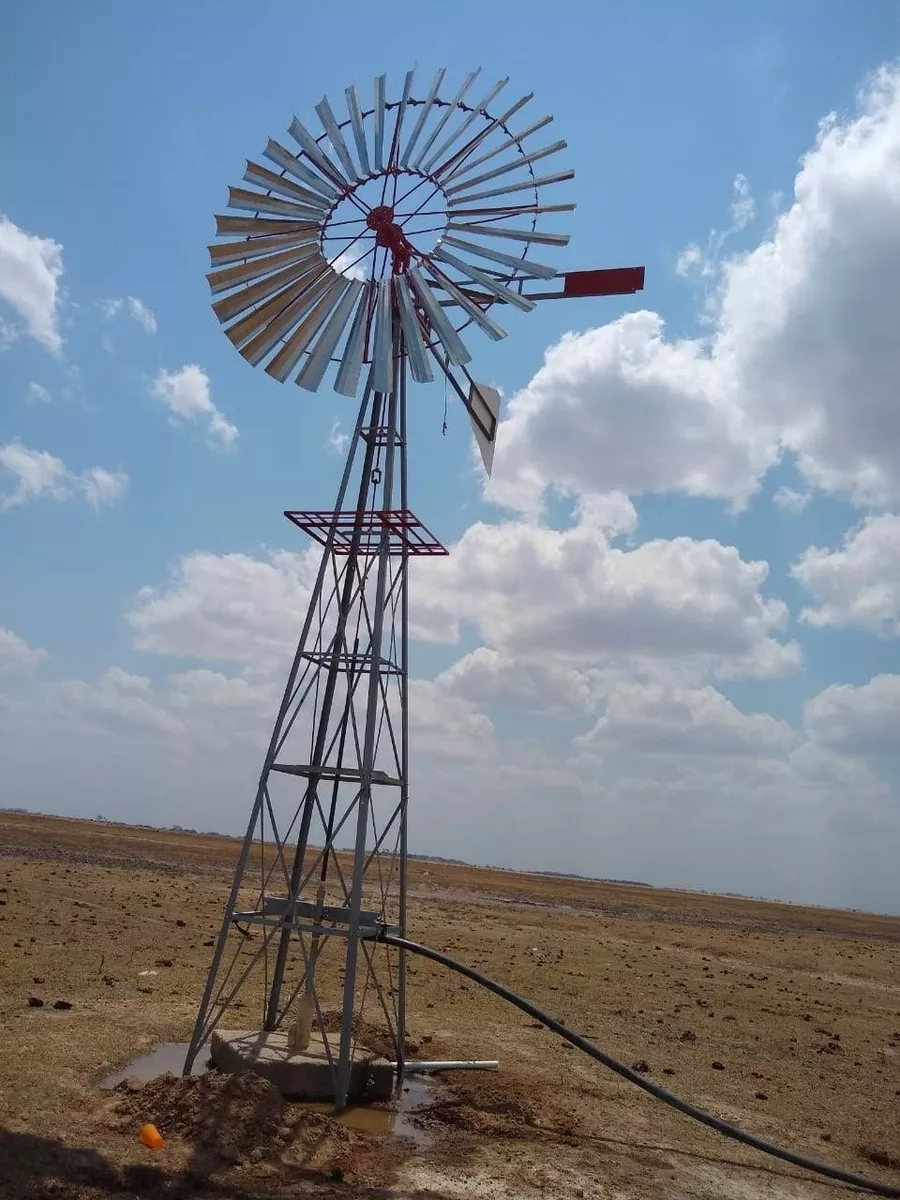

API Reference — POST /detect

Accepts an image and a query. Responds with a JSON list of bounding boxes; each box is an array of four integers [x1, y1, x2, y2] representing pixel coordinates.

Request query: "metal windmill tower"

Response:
[[184, 68, 644, 1110]]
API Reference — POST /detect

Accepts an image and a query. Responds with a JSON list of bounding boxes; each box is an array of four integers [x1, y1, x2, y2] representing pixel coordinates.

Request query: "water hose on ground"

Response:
[[379, 932, 900, 1199]]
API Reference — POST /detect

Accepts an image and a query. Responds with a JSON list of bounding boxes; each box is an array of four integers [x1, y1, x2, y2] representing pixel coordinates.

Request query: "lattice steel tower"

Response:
[[184, 68, 643, 1109]]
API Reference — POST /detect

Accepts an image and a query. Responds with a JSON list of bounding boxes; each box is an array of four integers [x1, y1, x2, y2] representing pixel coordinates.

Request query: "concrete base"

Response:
[[210, 1030, 394, 1102]]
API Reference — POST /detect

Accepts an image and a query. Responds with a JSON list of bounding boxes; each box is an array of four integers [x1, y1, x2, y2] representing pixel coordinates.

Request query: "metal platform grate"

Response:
[[284, 508, 448, 556]]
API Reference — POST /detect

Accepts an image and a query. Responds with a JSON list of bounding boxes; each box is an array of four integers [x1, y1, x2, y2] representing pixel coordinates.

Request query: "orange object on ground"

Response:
[[139, 1122, 164, 1150]]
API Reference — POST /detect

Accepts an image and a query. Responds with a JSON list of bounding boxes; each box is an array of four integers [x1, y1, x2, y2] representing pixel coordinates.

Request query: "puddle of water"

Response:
[[289, 1076, 435, 1144], [101, 1042, 209, 1090]]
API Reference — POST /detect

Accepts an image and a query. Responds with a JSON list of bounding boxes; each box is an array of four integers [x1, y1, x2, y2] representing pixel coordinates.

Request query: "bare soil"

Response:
[[1, 810, 899, 1199]]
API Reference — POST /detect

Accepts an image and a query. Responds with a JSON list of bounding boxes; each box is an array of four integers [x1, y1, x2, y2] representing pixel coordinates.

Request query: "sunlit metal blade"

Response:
[[239, 270, 336, 365], [469, 382, 501, 475], [448, 202, 575, 218], [407, 266, 471, 366], [345, 84, 371, 176], [266, 275, 350, 381], [223, 262, 327, 349], [421, 77, 509, 174], [262, 139, 339, 199], [334, 283, 373, 396], [209, 227, 319, 267], [445, 141, 567, 196], [227, 186, 325, 221], [447, 169, 575, 206], [441, 114, 553, 185], [432, 91, 534, 181], [207, 242, 319, 295], [315, 95, 360, 182], [373, 74, 386, 171], [425, 264, 506, 341], [448, 221, 570, 247], [400, 68, 446, 166], [441, 233, 557, 279], [394, 275, 433, 383], [411, 69, 481, 170], [371, 279, 393, 393], [212, 252, 321, 323], [288, 116, 350, 189], [297, 279, 365, 392], [243, 161, 330, 211], [386, 70, 415, 169], [432, 247, 535, 311], [215, 215, 321, 237]]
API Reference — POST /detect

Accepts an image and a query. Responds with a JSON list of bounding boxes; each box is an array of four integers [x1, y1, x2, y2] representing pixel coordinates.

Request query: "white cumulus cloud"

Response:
[[805, 674, 900, 756], [792, 514, 900, 635], [0, 628, 47, 672], [0, 215, 64, 352], [150, 365, 238, 448], [0, 441, 129, 513]]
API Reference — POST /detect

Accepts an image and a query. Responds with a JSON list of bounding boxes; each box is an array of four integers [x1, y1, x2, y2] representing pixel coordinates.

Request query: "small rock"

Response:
[[821, 1133, 832, 1142], [155, 959, 173, 968], [202, 939, 214, 947], [103, 975, 117, 986], [662, 1067, 676, 1076], [711, 1061, 725, 1070], [248, 1147, 264, 1164], [631, 1059, 651, 1074], [329, 1166, 344, 1181], [176, 919, 187, 927], [680, 1030, 697, 1042], [121, 1076, 144, 1093], [138, 986, 153, 995], [52, 1000, 72, 1011], [27, 996, 44, 1008], [32, 976, 45, 985], [755, 1092, 768, 1100]]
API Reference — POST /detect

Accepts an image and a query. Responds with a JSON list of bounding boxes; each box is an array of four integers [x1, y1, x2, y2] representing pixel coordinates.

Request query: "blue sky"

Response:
[[3, 2, 900, 912]]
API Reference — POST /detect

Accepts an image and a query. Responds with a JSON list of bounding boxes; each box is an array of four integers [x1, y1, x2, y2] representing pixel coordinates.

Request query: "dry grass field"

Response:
[[1, 810, 899, 1199]]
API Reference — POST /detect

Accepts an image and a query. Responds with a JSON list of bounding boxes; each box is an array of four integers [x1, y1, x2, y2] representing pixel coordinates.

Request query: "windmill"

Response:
[[184, 68, 644, 1110]]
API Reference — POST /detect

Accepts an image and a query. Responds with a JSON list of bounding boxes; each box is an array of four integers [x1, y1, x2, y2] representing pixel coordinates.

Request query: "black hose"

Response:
[[380, 932, 900, 1198]]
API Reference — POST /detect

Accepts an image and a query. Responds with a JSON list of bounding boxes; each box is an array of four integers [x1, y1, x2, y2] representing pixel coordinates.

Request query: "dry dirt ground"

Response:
[[1, 811, 899, 1200]]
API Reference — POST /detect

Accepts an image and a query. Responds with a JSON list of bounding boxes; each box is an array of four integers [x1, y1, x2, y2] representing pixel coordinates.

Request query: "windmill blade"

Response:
[[208, 227, 319, 268], [448, 221, 570, 247], [289, 116, 351, 190], [447, 169, 575, 206], [432, 247, 535, 311], [239, 270, 337, 365], [445, 140, 567, 197], [297, 279, 365, 392], [373, 74, 386, 171], [425, 264, 507, 341], [394, 276, 433, 384], [334, 283, 373, 396], [222, 265, 327, 350], [315, 95, 361, 182], [371, 279, 393, 393], [400, 68, 446, 166], [266, 275, 351, 382], [243, 161, 331, 210], [410, 68, 482, 170], [407, 266, 472, 366], [440, 114, 553, 185], [215, 214, 322, 237], [207, 242, 322, 295], [448, 201, 576, 219], [420, 76, 509, 174], [386, 70, 415, 168], [227, 186, 326, 221], [468, 382, 501, 475], [262, 139, 340, 199], [431, 92, 534, 181], [212, 250, 322, 324], [345, 84, 371, 176], [441, 233, 558, 279]]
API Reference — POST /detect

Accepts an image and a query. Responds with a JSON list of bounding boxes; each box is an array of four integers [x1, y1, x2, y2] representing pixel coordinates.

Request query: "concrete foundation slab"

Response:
[[210, 1030, 394, 1102]]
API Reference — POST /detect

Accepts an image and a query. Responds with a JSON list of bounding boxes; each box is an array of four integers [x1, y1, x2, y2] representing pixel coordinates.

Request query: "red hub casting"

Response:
[[366, 205, 414, 275]]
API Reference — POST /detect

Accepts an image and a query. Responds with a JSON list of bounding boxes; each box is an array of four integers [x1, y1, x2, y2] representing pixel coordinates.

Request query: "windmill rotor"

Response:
[[208, 69, 577, 462]]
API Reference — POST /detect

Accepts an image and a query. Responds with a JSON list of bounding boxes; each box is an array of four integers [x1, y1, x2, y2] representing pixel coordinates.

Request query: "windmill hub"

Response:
[[365, 205, 414, 275]]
